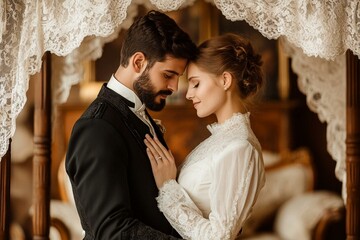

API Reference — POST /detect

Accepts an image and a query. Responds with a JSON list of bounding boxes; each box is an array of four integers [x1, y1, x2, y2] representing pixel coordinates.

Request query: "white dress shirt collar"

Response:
[[107, 75, 156, 136], [107, 75, 144, 111]]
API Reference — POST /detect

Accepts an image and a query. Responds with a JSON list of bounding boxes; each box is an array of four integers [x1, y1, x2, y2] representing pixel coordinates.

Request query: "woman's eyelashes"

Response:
[[189, 80, 199, 88]]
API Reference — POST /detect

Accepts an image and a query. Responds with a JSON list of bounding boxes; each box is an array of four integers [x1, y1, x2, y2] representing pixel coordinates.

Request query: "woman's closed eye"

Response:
[[189, 81, 199, 88]]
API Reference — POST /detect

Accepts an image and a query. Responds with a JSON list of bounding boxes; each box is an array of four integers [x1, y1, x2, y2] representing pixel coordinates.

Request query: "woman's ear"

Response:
[[132, 52, 146, 72], [222, 71, 233, 91]]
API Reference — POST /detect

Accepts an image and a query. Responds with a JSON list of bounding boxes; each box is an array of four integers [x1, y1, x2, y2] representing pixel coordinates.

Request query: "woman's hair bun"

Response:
[[239, 48, 263, 98], [194, 33, 263, 99]]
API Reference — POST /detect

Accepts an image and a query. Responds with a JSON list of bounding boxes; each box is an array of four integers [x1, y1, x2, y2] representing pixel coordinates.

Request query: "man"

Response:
[[65, 10, 197, 239]]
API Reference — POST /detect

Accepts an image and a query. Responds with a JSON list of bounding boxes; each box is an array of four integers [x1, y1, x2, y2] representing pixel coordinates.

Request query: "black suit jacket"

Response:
[[66, 84, 181, 239]]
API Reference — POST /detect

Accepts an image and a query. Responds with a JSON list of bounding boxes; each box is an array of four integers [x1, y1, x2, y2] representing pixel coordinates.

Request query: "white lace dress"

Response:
[[156, 112, 266, 240]]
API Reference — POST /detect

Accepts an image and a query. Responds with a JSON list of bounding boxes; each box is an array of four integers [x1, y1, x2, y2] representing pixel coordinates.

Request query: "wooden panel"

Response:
[[251, 100, 300, 153], [32, 52, 52, 240], [151, 100, 299, 164], [53, 100, 299, 170], [345, 50, 360, 240], [0, 141, 11, 240]]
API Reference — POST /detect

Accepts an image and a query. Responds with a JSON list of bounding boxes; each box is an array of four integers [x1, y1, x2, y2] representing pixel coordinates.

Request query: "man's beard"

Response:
[[133, 70, 172, 111]]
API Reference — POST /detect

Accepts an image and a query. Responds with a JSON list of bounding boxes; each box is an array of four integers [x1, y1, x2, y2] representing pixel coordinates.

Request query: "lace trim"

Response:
[[149, 0, 196, 11], [181, 112, 252, 171], [282, 39, 347, 201], [157, 180, 184, 209], [227, 156, 255, 239], [213, 0, 360, 60], [157, 179, 202, 239], [207, 112, 250, 134], [157, 180, 222, 239]]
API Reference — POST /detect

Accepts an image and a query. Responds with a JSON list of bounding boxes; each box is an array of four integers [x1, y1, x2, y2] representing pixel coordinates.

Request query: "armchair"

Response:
[[242, 148, 345, 240]]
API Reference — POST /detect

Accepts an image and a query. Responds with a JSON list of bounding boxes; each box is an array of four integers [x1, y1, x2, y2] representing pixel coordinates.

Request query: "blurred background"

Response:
[[9, 1, 345, 239]]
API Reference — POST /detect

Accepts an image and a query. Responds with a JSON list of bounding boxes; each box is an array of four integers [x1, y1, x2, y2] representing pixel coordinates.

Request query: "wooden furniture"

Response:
[[241, 148, 345, 240], [150, 100, 301, 163], [0, 141, 11, 240], [32, 52, 52, 240], [52, 98, 300, 193], [346, 50, 360, 239]]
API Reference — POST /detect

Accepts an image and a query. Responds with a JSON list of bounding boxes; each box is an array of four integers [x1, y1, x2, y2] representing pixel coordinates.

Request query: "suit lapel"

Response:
[[97, 84, 152, 155], [98, 84, 170, 154], [145, 110, 168, 149]]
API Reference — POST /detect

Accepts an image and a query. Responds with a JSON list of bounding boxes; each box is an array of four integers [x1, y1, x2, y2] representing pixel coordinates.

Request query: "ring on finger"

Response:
[[156, 156, 162, 161]]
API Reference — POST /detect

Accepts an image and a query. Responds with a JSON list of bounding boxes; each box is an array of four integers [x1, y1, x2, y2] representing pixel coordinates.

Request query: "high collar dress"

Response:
[[156, 112, 266, 240]]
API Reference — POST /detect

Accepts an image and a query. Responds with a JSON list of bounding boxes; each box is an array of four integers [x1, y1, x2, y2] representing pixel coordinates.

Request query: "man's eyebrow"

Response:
[[165, 70, 180, 76]]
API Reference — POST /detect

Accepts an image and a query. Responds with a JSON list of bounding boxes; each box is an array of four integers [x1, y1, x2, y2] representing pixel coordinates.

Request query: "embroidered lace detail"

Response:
[[157, 179, 240, 239], [207, 112, 250, 134], [158, 180, 194, 210], [213, 0, 360, 60], [52, 0, 153, 105], [181, 112, 254, 171], [157, 180, 202, 239], [229, 157, 256, 239], [282, 39, 347, 201], [0, 0, 135, 159], [149, 0, 196, 11]]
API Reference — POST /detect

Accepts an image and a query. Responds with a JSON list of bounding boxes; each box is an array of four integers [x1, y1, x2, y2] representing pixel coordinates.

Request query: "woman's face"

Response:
[[186, 63, 226, 118]]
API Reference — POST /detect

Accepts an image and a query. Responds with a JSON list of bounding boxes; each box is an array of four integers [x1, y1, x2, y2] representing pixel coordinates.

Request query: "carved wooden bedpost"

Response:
[[346, 50, 360, 240], [0, 142, 11, 240], [33, 52, 52, 240]]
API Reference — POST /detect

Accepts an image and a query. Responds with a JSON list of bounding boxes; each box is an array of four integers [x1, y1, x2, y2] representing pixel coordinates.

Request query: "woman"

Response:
[[144, 33, 265, 240]]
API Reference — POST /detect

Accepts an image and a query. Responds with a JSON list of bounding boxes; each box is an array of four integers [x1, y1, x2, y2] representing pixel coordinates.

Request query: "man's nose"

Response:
[[167, 78, 179, 92]]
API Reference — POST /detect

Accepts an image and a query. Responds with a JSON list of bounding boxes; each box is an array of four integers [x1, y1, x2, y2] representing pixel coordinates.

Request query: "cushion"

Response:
[[274, 191, 344, 240]]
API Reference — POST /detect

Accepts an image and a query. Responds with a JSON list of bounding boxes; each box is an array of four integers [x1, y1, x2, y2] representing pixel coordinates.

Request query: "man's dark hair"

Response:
[[120, 10, 197, 68]]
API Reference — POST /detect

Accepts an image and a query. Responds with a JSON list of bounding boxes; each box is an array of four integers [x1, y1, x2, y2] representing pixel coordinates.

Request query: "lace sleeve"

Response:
[[156, 180, 203, 239], [156, 141, 265, 240]]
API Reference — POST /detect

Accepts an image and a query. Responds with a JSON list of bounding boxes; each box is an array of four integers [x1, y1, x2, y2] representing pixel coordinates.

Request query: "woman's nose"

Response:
[[185, 90, 193, 100]]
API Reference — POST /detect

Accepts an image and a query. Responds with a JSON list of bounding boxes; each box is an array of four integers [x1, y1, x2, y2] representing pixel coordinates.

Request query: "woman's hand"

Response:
[[144, 134, 177, 189]]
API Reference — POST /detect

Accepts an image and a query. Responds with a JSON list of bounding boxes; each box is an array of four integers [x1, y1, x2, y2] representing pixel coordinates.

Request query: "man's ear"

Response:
[[222, 71, 233, 91], [132, 52, 146, 73]]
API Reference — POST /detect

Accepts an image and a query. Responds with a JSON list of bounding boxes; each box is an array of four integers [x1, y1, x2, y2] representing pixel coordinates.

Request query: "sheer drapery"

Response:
[[1, 0, 359, 201], [1, 0, 131, 158], [214, 1, 359, 60], [282, 40, 347, 198], [51, 0, 153, 105]]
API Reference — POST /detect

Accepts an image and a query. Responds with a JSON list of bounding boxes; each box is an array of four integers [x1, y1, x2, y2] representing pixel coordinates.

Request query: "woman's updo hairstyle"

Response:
[[194, 33, 263, 99]]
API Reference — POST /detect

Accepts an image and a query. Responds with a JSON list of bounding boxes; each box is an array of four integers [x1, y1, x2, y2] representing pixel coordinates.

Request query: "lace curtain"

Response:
[[0, 0, 359, 200], [283, 42, 347, 199]]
